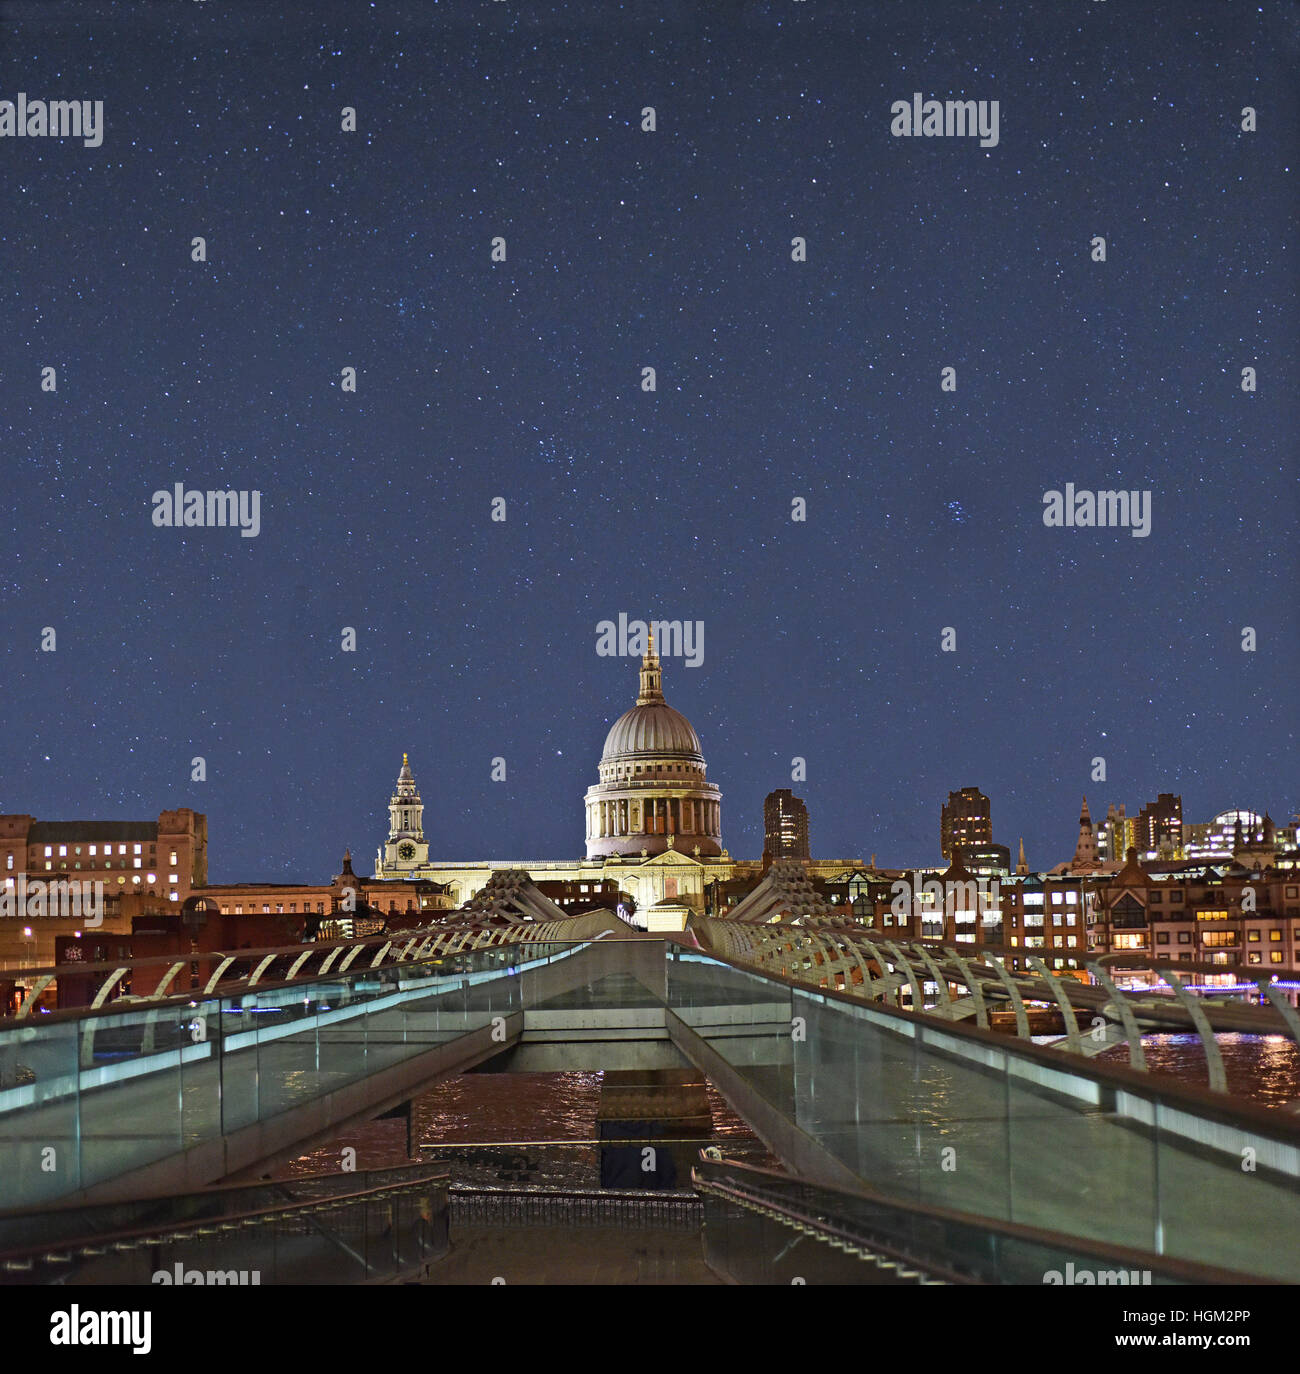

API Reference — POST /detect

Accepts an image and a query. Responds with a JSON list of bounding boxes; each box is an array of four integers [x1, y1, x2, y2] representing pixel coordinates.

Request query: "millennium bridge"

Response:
[[1, 863, 1298, 1286]]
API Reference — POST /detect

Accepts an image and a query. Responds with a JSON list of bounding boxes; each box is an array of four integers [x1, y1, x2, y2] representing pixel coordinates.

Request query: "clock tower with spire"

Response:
[[377, 753, 429, 876]]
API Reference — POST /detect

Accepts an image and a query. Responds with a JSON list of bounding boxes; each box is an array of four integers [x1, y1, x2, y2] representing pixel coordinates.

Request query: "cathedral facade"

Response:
[[372, 642, 857, 927], [374, 644, 736, 924]]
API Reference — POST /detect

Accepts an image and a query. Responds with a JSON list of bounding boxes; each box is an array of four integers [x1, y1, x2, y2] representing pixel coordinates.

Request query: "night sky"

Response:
[[2, 1, 1296, 882]]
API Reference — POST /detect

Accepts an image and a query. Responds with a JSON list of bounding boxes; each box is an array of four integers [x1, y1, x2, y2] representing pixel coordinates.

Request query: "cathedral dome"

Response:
[[602, 703, 703, 761], [584, 632, 722, 861]]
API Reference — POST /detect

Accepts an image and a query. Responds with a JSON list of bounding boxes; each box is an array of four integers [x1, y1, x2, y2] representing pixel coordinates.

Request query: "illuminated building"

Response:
[[940, 787, 991, 861], [764, 789, 810, 861]]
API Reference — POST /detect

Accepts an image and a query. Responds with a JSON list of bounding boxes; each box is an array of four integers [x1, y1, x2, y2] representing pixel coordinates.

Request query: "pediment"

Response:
[[641, 849, 702, 868]]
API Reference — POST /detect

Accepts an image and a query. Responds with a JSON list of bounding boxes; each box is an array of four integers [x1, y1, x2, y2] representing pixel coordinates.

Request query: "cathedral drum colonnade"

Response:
[[583, 636, 722, 860]]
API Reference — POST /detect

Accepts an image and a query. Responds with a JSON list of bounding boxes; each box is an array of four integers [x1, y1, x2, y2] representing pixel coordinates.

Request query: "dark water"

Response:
[[286, 1037, 1300, 1181], [1094, 1033, 1300, 1107], [287, 1070, 773, 1186]]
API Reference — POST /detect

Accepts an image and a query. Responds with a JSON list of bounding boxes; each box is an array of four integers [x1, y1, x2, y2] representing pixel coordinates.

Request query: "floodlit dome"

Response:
[[602, 703, 703, 761]]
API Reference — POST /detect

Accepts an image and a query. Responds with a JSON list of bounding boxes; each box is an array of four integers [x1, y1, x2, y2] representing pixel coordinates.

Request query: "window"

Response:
[[44, 847, 52, 857], [169, 874, 179, 884], [1271, 951, 1283, 964], [118, 845, 126, 855], [1248, 952, 1261, 964], [169, 851, 178, 865], [1155, 931, 1169, 944], [1248, 930, 1261, 942], [1169, 890, 1183, 903], [1151, 891, 1163, 903], [58, 845, 67, 857], [1177, 932, 1191, 944], [89, 846, 96, 856], [133, 859, 141, 869], [1270, 930, 1282, 941], [133, 844, 141, 855]]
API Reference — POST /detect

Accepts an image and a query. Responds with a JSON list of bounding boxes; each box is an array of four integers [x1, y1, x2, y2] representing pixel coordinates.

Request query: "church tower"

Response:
[[377, 753, 429, 876]]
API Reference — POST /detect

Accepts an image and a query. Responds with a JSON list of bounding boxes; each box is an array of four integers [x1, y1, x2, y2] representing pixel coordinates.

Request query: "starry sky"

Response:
[[2, 0, 1296, 881]]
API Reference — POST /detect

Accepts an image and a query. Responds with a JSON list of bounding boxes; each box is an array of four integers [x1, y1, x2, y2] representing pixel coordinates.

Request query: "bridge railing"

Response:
[[693, 1154, 1268, 1286], [0, 939, 588, 1210], [0, 1162, 450, 1285], [665, 945, 1300, 1282]]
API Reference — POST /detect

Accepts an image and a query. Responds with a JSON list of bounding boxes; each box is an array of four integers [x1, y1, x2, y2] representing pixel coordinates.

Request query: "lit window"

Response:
[[58, 845, 67, 857], [133, 844, 141, 855], [168, 874, 179, 884], [169, 891, 178, 902], [147, 873, 156, 883], [169, 851, 178, 865], [132, 875, 141, 884], [89, 846, 96, 856], [1271, 951, 1283, 964], [45, 862, 51, 871], [44, 847, 52, 857], [118, 845, 126, 856], [133, 859, 141, 869]]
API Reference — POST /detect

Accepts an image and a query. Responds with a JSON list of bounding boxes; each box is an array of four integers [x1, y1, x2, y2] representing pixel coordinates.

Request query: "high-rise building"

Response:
[[941, 787, 991, 860], [764, 789, 810, 861], [1096, 802, 1137, 863], [1136, 793, 1182, 858]]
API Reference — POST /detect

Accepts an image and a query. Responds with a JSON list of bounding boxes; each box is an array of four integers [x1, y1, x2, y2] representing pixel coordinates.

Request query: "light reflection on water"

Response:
[[285, 1038, 1299, 1181], [286, 1070, 772, 1182], [1094, 1033, 1300, 1107]]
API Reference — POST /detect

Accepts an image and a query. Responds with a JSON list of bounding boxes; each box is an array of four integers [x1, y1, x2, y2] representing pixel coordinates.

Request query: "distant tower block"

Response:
[[764, 789, 810, 861]]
